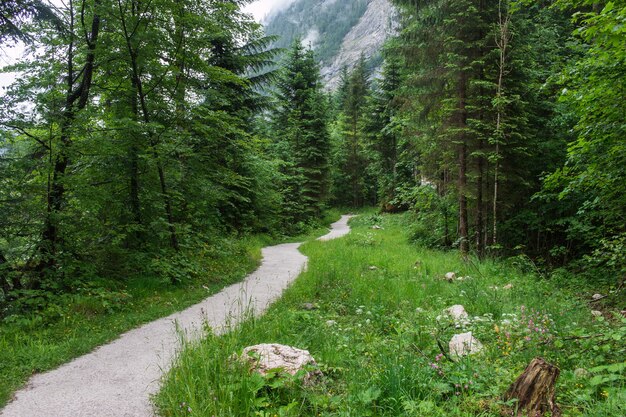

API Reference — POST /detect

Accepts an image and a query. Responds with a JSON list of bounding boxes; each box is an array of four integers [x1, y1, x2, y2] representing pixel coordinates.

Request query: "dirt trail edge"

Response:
[[1, 215, 354, 417]]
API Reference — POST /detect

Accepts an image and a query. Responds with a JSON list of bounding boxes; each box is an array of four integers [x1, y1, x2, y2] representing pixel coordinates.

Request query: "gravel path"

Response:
[[1, 215, 353, 417]]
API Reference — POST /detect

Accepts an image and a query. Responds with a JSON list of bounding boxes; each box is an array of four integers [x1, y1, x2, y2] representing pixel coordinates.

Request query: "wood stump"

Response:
[[504, 357, 561, 417]]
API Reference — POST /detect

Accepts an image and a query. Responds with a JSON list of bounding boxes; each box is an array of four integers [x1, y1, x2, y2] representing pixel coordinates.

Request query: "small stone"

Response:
[[301, 303, 317, 311], [369, 266, 378, 271], [503, 283, 513, 290], [371, 225, 382, 230], [444, 272, 456, 282], [449, 332, 483, 357], [445, 305, 469, 321], [592, 293, 603, 300], [591, 310, 603, 318], [325, 320, 337, 327], [415, 307, 425, 313], [574, 368, 590, 379]]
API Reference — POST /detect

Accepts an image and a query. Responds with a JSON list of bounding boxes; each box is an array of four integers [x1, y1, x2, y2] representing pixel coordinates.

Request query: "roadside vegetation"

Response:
[[0, 210, 340, 408], [156, 213, 625, 417]]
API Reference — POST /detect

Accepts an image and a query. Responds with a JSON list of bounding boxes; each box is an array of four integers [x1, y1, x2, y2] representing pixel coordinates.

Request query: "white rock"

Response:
[[592, 293, 603, 300], [444, 272, 456, 282], [415, 307, 425, 313], [445, 305, 469, 321], [371, 225, 382, 230], [449, 332, 484, 357], [240, 344, 321, 382], [325, 320, 337, 326], [503, 283, 513, 290], [369, 266, 378, 271], [591, 310, 603, 318]]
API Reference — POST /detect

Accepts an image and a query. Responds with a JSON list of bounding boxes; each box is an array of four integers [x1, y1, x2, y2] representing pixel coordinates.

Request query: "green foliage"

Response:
[[330, 56, 377, 207], [539, 0, 626, 275], [156, 213, 625, 416], [271, 39, 331, 227]]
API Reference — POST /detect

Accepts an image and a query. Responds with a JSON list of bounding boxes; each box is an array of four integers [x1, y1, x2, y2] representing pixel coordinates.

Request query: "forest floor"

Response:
[[0, 212, 342, 412], [156, 213, 625, 417], [0, 215, 353, 416]]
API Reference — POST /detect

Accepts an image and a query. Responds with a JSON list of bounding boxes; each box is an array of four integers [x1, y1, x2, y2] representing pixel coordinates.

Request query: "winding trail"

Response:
[[1, 215, 354, 417]]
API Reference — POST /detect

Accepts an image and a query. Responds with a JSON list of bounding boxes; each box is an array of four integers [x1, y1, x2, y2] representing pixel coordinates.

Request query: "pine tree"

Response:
[[332, 55, 372, 207], [273, 39, 331, 225], [365, 56, 403, 210]]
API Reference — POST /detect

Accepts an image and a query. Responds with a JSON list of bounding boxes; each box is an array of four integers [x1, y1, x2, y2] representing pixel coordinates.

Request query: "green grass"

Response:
[[0, 210, 342, 408], [155, 212, 625, 416]]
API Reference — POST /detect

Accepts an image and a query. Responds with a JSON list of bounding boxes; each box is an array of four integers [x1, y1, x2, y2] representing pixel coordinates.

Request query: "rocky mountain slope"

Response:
[[263, 0, 398, 89]]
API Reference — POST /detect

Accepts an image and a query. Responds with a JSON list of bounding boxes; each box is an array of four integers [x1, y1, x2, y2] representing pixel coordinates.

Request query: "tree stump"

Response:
[[504, 357, 561, 417]]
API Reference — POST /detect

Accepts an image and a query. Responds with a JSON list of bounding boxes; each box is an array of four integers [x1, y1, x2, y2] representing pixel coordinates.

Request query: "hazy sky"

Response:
[[244, 0, 296, 22]]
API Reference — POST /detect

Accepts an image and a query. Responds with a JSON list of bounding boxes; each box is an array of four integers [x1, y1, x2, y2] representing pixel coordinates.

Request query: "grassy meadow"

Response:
[[156, 213, 625, 416]]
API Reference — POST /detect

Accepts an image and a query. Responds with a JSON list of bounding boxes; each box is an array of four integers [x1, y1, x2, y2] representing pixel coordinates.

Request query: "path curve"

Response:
[[1, 215, 353, 417]]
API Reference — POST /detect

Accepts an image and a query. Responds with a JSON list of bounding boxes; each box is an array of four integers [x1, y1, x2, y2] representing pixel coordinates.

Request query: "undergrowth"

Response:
[[155, 212, 625, 416], [0, 210, 341, 408]]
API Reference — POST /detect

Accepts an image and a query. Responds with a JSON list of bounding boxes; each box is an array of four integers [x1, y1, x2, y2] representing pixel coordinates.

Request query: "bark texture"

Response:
[[504, 357, 561, 417]]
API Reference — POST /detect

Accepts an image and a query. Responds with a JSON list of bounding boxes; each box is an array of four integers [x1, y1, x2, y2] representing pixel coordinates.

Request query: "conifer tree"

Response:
[[273, 39, 331, 224], [365, 57, 403, 210], [332, 55, 372, 207]]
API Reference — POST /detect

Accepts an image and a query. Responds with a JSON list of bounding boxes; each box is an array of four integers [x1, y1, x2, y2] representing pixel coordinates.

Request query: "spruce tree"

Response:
[[365, 56, 403, 210], [273, 39, 331, 225], [332, 55, 372, 207]]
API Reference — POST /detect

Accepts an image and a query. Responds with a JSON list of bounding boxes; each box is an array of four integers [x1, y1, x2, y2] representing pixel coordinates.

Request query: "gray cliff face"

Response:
[[264, 0, 398, 89], [321, 0, 398, 89]]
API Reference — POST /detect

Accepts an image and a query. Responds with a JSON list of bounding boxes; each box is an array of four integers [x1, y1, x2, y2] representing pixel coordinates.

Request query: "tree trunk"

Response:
[[0, 251, 10, 295], [38, 1, 101, 276], [504, 357, 561, 417], [128, 79, 142, 236], [457, 71, 469, 257], [118, 0, 179, 251], [493, 0, 511, 248], [476, 140, 485, 258]]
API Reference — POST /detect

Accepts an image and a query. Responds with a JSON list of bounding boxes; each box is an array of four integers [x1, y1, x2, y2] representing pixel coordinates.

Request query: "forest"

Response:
[[0, 0, 624, 414]]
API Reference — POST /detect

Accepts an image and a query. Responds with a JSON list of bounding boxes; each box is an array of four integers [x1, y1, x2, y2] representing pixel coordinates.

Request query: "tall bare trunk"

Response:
[[493, 0, 511, 247], [458, 71, 469, 257]]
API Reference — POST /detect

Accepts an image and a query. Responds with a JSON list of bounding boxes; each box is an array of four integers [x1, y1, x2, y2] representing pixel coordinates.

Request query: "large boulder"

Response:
[[449, 332, 484, 357], [240, 344, 322, 383]]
